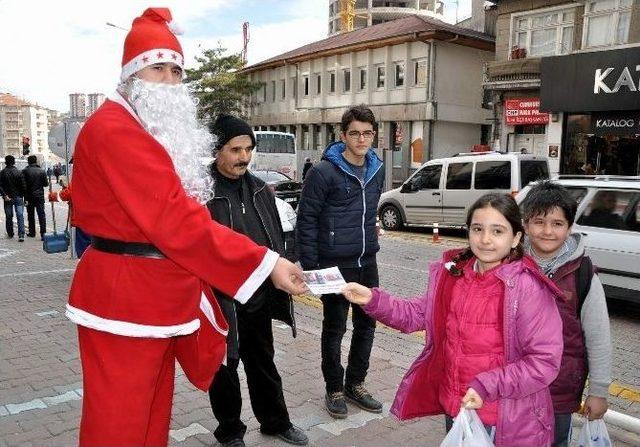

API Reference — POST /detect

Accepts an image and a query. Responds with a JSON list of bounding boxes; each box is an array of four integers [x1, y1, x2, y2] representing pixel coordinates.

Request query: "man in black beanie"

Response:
[[206, 114, 308, 447]]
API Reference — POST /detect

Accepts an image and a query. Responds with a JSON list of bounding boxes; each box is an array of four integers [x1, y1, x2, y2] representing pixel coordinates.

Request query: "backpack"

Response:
[[575, 256, 595, 317]]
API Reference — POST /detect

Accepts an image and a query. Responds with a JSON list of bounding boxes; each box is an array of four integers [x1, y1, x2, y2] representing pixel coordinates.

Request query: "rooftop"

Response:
[[243, 14, 494, 73]]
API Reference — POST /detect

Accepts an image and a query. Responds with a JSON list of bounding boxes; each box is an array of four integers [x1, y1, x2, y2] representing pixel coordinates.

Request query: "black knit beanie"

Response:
[[212, 114, 256, 151]]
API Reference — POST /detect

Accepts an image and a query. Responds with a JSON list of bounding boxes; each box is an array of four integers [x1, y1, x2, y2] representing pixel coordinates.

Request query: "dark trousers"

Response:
[[208, 304, 291, 443], [552, 413, 572, 447], [320, 264, 379, 393], [26, 198, 46, 237]]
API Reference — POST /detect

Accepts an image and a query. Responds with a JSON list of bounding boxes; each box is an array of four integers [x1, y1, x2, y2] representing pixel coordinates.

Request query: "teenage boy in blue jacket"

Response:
[[296, 105, 385, 419]]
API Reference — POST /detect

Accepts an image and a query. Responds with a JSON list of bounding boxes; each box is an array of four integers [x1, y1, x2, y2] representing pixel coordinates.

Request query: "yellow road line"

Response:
[[292, 294, 640, 403]]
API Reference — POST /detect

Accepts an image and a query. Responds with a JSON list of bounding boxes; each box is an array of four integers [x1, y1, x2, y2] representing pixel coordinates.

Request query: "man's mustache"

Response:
[[234, 162, 249, 168]]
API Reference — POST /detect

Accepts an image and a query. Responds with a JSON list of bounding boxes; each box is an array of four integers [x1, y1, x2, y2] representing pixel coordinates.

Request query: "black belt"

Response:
[[91, 236, 165, 259]]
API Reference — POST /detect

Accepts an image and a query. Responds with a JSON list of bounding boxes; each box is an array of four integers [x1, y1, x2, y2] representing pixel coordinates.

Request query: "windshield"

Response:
[[254, 170, 291, 183]]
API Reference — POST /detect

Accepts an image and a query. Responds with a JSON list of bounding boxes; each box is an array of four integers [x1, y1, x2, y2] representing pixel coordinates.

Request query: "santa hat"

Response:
[[120, 7, 184, 81]]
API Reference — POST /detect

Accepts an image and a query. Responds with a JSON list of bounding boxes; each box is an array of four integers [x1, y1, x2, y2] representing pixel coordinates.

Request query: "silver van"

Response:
[[378, 151, 550, 230]]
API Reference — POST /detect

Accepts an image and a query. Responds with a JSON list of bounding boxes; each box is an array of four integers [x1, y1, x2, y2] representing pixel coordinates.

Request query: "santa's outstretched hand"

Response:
[[270, 257, 308, 296]]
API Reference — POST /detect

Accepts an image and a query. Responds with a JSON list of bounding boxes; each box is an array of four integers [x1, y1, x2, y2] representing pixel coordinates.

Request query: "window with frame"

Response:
[[271, 81, 276, 102], [303, 76, 309, 96], [409, 164, 441, 190], [343, 69, 351, 92], [376, 65, 385, 89], [291, 77, 297, 99], [261, 84, 267, 102], [513, 8, 575, 57], [359, 67, 367, 90], [329, 71, 336, 93], [413, 59, 427, 86], [583, 0, 632, 48], [446, 162, 473, 190], [577, 189, 640, 231], [316, 74, 322, 94], [281, 79, 286, 99], [394, 62, 405, 87]]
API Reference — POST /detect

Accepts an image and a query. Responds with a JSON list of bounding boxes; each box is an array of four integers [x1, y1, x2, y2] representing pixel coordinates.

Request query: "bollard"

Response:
[[432, 222, 440, 243]]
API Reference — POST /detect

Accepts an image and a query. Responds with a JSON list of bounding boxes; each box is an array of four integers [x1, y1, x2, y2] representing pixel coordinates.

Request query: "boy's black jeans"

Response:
[[320, 264, 379, 394]]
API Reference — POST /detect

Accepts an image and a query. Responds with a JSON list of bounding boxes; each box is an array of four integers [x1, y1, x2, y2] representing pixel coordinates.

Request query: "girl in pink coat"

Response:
[[342, 193, 564, 446]]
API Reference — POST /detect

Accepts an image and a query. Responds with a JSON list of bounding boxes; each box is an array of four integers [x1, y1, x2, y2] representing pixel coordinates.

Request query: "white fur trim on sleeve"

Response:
[[233, 250, 279, 304]]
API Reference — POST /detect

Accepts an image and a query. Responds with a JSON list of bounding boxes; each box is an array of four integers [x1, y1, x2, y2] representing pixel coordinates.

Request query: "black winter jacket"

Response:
[[206, 166, 296, 356], [296, 141, 384, 270], [0, 165, 26, 199], [22, 163, 49, 201]]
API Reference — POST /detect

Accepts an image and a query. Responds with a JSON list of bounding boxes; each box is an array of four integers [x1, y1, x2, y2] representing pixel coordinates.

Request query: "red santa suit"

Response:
[[66, 8, 279, 446]]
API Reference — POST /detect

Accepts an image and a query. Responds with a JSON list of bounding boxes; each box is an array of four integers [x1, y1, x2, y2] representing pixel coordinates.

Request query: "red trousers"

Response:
[[78, 326, 176, 447]]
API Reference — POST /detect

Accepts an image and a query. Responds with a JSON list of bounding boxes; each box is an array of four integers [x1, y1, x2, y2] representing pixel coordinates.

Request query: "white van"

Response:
[[249, 131, 298, 179], [378, 151, 550, 230]]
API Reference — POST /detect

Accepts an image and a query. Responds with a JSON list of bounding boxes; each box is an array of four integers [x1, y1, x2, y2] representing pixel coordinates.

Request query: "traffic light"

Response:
[[22, 136, 30, 155]]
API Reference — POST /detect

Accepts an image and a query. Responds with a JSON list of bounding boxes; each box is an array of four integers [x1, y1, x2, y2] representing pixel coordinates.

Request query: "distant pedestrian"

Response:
[[302, 157, 313, 180], [22, 155, 48, 240], [0, 155, 27, 241], [296, 105, 385, 419], [46, 166, 53, 178], [53, 164, 61, 183]]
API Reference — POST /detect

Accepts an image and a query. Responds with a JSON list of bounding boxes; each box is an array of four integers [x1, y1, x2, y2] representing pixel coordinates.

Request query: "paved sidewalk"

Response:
[[0, 225, 638, 446]]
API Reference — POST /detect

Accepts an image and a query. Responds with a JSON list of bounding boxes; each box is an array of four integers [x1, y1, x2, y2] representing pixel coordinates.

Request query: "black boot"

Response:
[[344, 382, 382, 413]]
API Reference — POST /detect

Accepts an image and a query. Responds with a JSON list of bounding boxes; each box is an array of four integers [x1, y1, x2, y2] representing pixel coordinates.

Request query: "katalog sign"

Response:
[[505, 98, 549, 125]]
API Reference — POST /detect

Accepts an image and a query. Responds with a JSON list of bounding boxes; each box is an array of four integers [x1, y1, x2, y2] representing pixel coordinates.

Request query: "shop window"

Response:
[[359, 67, 367, 90], [512, 7, 575, 57], [583, 0, 632, 48], [376, 65, 385, 89], [515, 125, 546, 135], [446, 162, 473, 190], [343, 69, 351, 92], [413, 59, 427, 86], [577, 190, 640, 231], [394, 63, 405, 87], [475, 161, 511, 190]]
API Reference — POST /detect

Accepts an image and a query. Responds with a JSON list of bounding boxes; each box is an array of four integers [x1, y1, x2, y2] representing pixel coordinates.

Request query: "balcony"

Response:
[[483, 58, 541, 90]]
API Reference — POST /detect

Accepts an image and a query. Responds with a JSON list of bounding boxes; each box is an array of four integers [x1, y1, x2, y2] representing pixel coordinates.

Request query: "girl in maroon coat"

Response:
[[342, 193, 564, 446]]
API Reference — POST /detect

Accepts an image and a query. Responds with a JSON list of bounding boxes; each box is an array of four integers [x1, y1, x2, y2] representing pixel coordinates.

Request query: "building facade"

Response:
[[484, 0, 640, 177], [328, 0, 445, 35], [69, 93, 87, 119], [0, 93, 53, 162], [87, 93, 106, 117], [244, 15, 494, 187]]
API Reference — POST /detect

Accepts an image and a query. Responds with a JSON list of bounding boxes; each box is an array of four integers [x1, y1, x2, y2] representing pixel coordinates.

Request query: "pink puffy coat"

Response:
[[363, 250, 564, 447]]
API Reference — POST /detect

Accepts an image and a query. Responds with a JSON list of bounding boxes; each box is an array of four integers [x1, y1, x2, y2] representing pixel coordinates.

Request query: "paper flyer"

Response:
[[302, 267, 346, 295]]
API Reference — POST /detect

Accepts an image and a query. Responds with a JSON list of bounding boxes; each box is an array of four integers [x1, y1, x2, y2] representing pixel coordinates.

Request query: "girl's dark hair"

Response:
[[340, 105, 377, 132], [449, 193, 525, 276], [520, 180, 577, 224]]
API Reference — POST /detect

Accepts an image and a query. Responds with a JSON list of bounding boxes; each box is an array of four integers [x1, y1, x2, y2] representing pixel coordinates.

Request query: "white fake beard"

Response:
[[124, 77, 214, 203]]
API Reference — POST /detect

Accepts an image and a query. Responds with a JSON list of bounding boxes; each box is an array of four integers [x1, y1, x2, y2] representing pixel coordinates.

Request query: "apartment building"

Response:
[[484, 0, 640, 176], [69, 93, 87, 119], [87, 93, 106, 117], [327, 0, 445, 35], [243, 15, 494, 187], [0, 93, 52, 161]]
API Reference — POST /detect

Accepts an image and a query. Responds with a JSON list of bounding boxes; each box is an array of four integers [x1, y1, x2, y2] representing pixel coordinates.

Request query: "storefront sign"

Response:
[[504, 98, 549, 125], [590, 112, 640, 135], [541, 47, 640, 112]]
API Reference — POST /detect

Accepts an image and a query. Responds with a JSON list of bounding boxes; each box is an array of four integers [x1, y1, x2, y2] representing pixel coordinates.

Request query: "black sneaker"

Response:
[[325, 391, 348, 419], [18, 236, 24, 242], [344, 382, 382, 413], [276, 426, 308, 446], [220, 438, 245, 447]]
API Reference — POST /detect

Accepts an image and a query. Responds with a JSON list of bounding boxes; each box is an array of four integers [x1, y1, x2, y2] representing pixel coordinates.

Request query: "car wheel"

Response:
[[380, 205, 402, 231]]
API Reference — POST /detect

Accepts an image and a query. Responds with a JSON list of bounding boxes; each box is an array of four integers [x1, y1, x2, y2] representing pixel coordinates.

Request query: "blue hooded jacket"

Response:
[[296, 141, 384, 269]]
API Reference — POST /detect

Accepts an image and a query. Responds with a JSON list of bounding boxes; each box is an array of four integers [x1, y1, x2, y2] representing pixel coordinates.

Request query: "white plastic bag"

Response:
[[440, 408, 495, 447], [577, 418, 612, 447]]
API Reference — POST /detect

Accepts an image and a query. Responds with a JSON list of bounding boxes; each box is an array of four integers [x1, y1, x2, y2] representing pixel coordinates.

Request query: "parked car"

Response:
[[252, 169, 302, 209], [274, 196, 297, 261], [516, 176, 640, 303], [378, 151, 550, 230]]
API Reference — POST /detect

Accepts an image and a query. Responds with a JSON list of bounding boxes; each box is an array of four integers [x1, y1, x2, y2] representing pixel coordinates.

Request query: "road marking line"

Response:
[[610, 382, 640, 402], [35, 310, 59, 317], [317, 406, 390, 436], [2, 389, 82, 416], [169, 423, 210, 442], [0, 268, 74, 278]]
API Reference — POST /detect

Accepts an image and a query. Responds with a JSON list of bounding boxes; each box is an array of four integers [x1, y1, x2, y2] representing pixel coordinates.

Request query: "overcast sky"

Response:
[[0, 0, 471, 112]]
